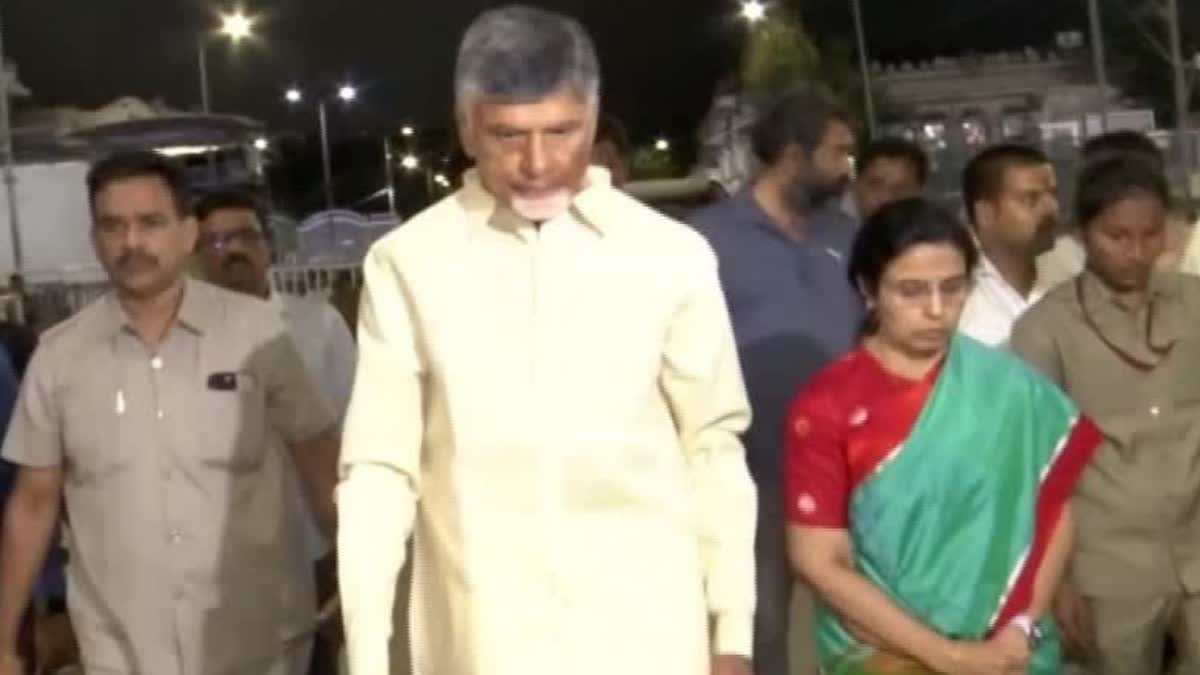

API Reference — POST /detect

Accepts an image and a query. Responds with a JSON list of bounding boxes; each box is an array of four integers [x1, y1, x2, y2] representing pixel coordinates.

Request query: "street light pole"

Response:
[[383, 138, 397, 216], [196, 11, 254, 114], [0, 6, 23, 273], [318, 100, 334, 210], [286, 84, 355, 211], [1165, 0, 1193, 201], [1087, 0, 1109, 133], [850, 0, 877, 138], [197, 37, 211, 114]]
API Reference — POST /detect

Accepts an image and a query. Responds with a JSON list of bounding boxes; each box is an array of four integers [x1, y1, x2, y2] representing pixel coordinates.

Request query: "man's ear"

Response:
[[457, 106, 478, 160], [971, 200, 996, 235]]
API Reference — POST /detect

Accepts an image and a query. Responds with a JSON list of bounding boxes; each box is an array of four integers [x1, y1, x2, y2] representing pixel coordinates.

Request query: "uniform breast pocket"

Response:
[[197, 385, 269, 472], [61, 386, 127, 484]]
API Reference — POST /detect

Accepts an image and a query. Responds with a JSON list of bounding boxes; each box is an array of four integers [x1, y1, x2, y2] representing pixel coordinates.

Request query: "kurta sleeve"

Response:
[[338, 243, 425, 675], [658, 238, 757, 658]]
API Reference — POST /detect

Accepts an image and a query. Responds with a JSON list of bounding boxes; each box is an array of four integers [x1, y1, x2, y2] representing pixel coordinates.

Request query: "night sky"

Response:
[[6, 0, 1087, 144]]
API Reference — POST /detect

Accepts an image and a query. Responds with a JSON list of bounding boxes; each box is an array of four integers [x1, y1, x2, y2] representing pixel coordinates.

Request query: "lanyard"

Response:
[[1075, 277, 1175, 372]]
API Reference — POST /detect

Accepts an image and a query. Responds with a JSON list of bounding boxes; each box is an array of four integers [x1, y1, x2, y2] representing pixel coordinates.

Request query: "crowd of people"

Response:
[[0, 4, 1194, 675]]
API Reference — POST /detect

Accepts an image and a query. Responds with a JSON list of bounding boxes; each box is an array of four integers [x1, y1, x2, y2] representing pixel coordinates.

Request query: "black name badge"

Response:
[[207, 372, 239, 391]]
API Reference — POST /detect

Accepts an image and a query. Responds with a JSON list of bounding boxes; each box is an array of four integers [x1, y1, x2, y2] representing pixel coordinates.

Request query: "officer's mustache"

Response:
[[115, 251, 159, 271], [221, 253, 254, 270]]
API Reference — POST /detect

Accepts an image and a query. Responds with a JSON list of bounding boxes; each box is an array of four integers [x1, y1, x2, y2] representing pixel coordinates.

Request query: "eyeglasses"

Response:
[[199, 228, 264, 251], [882, 277, 970, 304], [1075, 277, 1175, 372]]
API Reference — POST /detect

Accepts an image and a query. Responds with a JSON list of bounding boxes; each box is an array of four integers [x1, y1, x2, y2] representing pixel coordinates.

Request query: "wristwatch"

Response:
[[1008, 614, 1044, 648]]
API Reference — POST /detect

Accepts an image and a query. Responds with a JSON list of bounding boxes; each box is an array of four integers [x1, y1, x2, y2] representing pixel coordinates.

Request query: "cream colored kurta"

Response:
[[337, 169, 757, 675]]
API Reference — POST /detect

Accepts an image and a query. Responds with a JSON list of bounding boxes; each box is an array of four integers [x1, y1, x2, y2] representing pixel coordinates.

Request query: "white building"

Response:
[[874, 46, 1155, 149]]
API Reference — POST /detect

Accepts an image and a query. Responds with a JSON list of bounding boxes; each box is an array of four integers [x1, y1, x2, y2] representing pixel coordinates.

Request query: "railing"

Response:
[[268, 263, 363, 298]]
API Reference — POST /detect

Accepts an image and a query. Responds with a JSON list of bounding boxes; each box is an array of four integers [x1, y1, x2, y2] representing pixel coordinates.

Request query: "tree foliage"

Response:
[[1103, 0, 1199, 125], [738, 6, 902, 132]]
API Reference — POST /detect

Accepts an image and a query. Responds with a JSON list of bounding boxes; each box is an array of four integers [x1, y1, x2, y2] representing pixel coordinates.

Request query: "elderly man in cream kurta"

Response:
[[337, 6, 757, 675]]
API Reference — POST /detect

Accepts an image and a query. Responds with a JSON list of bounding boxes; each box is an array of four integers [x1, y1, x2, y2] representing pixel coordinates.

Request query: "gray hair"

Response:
[[454, 5, 600, 112]]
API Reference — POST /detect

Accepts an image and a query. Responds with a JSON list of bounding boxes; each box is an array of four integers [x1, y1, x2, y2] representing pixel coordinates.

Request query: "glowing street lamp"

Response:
[[654, 137, 671, 152], [401, 125, 416, 137], [253, 137, 269, 151], [284, 83, 360, 209], [740, 0, 766, 24], [219, 11, 255, 42], [198, 9, 258, 113], [401, 153, 420, 171]]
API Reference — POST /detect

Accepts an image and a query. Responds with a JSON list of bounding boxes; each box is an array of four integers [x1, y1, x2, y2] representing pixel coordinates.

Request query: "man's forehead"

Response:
[[472, 90, 592, 126], [1002, 162, 1054, 190], [94, 176, 176, 209], [864, 156, 919, 179], [820, 119, 855, 146], [201, 206, 260, 230]]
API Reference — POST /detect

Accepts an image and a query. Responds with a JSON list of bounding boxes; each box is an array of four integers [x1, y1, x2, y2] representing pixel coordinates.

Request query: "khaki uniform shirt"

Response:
[[338, 168, 757, 675], [2, 279, 335, 674], [1012, 270, 1200, 597]]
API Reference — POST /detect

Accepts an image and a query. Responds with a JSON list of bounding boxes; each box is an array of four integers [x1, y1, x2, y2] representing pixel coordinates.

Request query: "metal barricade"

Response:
[[268, 263, 363, 298]]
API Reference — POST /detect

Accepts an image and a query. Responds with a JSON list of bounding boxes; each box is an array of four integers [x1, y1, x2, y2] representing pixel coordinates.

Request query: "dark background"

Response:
[[4, 0, 1092, 214], [7, 0, 1088, 140]]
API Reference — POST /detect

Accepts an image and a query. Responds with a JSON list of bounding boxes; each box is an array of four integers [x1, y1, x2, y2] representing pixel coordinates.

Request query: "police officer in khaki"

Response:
[[1013, 153, 1200, 673], [0, 151, 341, 675]]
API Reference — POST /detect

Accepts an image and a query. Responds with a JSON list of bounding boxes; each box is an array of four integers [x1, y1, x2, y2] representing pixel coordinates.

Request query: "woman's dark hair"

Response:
[[1075, 153, 1170, 229], [848, 198, 978, 332], [1081, 130, 1165, 170]]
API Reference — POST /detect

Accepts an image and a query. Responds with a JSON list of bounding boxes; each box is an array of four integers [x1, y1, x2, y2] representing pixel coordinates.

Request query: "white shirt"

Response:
[[270, 292, 358, 417], [1035, 233, 1086, 292], [337, 168, 756, 675], [270, 292, 358, 560], [959, 254, 1045, 348]]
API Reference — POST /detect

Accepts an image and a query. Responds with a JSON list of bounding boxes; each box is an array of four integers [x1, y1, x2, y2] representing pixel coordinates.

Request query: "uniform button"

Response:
[[1150, 406, 1161, 418], [156, 410, 165, 420], [168, 530, 183, 543], [150, 356, 163, 371]]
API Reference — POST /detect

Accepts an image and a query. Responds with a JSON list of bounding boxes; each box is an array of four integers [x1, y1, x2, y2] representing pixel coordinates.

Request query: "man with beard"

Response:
[[690, 83, 861, 675], [0, 151, 340, 675], [194, 188, 357, 675], [958, 144, 1061, 347]]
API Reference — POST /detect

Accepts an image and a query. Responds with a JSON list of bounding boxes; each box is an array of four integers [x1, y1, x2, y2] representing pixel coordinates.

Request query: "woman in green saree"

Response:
[[785, 199, 1100, 675]]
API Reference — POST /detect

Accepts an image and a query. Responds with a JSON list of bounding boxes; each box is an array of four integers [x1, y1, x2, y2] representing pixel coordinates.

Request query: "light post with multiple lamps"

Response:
[[284, 84, 358, 210]]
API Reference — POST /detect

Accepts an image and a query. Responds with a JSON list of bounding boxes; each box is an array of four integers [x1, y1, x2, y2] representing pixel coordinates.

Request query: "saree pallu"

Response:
[[818, 335, 1099, 674]]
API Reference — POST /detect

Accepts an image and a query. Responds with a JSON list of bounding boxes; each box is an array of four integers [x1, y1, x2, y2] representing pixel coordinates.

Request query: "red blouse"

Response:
[[784, 347, 940, 529]]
